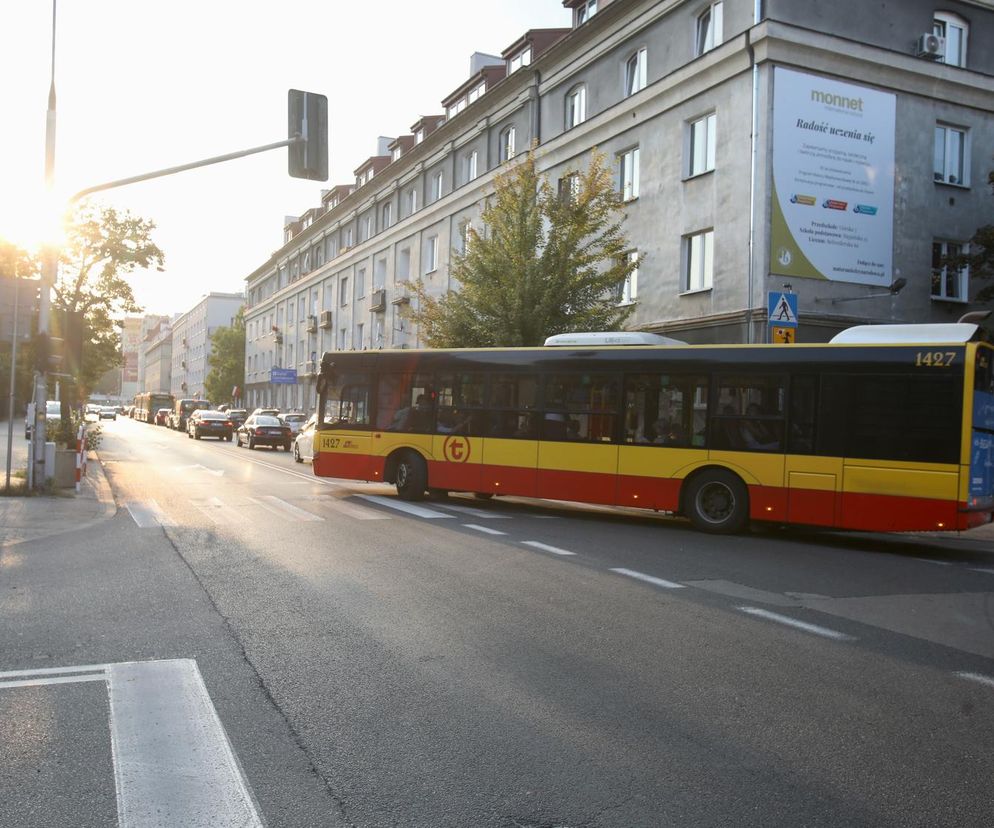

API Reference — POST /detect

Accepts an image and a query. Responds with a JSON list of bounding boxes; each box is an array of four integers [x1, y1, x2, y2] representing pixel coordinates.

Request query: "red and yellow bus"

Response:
[[312, 323, 994, 534]]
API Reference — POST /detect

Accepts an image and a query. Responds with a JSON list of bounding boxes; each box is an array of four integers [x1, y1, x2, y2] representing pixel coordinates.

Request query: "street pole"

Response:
[[5, 276, 20, 493], [32, 0, 57, 489]]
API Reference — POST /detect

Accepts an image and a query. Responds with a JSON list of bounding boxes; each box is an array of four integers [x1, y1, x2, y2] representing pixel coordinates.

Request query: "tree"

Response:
[[0, 240, 40, 420], [53, 203, 164, 401], [410, 149, 639, 347], [204, 306, 246, 406], [944, 166, 994, 306]]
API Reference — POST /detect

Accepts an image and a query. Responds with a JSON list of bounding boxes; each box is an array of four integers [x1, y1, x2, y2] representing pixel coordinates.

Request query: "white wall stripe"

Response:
[[610, 568, 685, 589], [521, 541, 576, 556], [738, 606, 855, 641], [462, 523, 507, 536]]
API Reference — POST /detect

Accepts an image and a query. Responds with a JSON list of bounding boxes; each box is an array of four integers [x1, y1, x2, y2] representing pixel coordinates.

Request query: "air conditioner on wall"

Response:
[[916, 33, 945, 59]]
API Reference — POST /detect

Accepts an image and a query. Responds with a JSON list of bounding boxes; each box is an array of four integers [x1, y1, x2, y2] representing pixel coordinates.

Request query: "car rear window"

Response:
[[254, 416, 282, 426], [200, 412, 227, 420], [284, 415, 306, 422]]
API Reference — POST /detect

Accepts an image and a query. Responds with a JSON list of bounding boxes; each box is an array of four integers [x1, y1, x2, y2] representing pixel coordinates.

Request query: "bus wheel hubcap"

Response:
[[397, 464, 409, 487], [697, 482, 734, 523]]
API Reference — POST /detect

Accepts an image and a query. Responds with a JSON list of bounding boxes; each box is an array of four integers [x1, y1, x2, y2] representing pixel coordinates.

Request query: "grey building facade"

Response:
[[169, 293, 244, 400], [243, 0, 994, 410]]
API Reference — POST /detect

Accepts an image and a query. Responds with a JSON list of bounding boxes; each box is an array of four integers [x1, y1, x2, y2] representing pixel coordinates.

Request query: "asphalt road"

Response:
[[2, 415, 993, 827]]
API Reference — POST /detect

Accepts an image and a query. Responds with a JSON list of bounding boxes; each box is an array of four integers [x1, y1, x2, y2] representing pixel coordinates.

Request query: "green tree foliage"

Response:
[[0, 241, 41, 417], [944, 166, 994, 306], [53, 203, 164, 400], [410, 149, 639, 347], [204, 306, 246, 406]]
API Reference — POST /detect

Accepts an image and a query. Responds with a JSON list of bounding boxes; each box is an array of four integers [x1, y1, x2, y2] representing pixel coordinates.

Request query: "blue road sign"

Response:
[[768, 291, 798, 328], [270, 367, 298, 384]]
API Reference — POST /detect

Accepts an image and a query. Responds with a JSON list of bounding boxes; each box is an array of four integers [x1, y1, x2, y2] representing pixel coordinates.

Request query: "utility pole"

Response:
[[5, 274, 20, 493], [31, 0, 57, 489]]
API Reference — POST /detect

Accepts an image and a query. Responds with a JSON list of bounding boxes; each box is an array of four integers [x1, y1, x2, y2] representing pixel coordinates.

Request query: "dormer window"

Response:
[[509, 47, 532, 73], [415, 128, 425, 144], [447, 99, 467, 120], [367, 167, 374, 181], [468, 82, 486, 104], [391, 146, 402, 162], [357, 172, 367, 187], [575, 0, 597, 26]]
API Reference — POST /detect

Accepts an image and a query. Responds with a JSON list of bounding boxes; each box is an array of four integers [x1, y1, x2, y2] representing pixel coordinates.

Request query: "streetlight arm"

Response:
[[70, 135, 304, 203]]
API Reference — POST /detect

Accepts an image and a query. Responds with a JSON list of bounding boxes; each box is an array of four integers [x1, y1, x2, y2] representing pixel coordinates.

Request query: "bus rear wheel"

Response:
[[395, 452, 427, 502], [684, 470, 749, 534]]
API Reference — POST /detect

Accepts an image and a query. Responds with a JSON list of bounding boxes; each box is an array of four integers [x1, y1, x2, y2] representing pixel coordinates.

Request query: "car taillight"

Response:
[[255, 428, 264, 435], [225, 421, 233, 427]]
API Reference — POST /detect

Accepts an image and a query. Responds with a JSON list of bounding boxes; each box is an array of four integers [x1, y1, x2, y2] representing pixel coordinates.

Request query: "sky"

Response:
[[2, 0, 572, 317]]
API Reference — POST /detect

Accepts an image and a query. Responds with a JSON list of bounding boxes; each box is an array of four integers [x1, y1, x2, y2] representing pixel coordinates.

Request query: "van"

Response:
[[169, 398, 210, 431]]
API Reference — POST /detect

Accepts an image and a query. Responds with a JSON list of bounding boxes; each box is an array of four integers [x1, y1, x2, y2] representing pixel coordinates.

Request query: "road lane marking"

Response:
[[610, 568, 685, 589], [318, 497, 392, 521], [0, 674, 107, 690], [462, 523, 507, 536], [956, 671, 994, 689], [126, 500, 175, 528], [521, 541, 576, 556], [433, 502, 510, 519], [190, 497, 238, 524], [738, 606, 856, 641], [0, 664, 109, 679], [917, 558, 951, 566], [969, 567, 994, 575], [108, 659, 264, 828], [356, 495, 455, 519], [248, 496, 324, 522]]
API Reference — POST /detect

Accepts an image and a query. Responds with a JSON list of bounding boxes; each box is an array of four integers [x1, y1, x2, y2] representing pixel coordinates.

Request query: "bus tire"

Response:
[[684, 469, 749, 534], [395, 452, 427, 501]]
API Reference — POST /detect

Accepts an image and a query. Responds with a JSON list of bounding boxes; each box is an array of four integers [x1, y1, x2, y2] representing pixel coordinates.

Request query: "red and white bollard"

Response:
[[75, 424, 84, 493]]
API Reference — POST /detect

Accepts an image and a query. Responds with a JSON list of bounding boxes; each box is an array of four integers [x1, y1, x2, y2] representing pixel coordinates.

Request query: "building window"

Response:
[[345, 227, 354, 248], [619, 147, 640, 202], [408, 188, 418, 214], [575, 0, 597, 26], [415, 128, 425, 144], [616, 251, 639, 304], [431, 171, 443, 202], [458, 221, 472, 254], [356, 322, 364, 350], [382, 202, 392, 229], [356, 268, 366, 300], [426, 236, 439, 273], [934, 124, 968, 185], [391, 146, 402, 162], [468, 82, 486, 104], [624, 48, 647, 97], [509, 47, 532, 73], [932, 240, 968, 302], [685, 229, 714, 292], [558, 173, 580, 203], [565, 84, 586, 129], [339, 327, 348, 350], [933, 12, 968, 67], [398, 247, 412, 282], [465, 150, 478, 182], [696, 2, 724, 56], [689, 112, 717, 176], [340, 277, 349, 307], [447, 99, 467, 120], [499, 126, 516, 163], [361, 215, 373, 241]]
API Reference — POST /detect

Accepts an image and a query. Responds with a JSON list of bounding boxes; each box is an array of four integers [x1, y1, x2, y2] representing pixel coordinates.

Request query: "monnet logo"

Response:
[[811, 89, 864, 111], [777, 247, 793, 267]]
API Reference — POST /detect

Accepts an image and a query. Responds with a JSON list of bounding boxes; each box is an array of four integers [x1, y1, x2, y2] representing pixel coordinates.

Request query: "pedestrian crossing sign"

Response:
[[767, 291, 798, 327]]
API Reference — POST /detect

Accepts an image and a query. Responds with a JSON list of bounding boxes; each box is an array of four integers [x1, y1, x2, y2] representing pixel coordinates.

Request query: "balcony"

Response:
[[390, 289, 411, 305], [305, 315, 318, 333], [370, 289, 386, 312], [303, 360, 318, 376], [319, 310, 333, 329]]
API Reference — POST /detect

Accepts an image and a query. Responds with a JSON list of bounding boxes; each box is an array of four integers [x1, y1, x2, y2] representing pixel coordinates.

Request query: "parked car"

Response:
[[187, 409, 233, 441], [154, 408, 170, 426], [281, 411, 308, 436], [235, 414, 291, 450], [169, 398, 211, 431], [293, 414, 318, 463], [249, 407, 280, 418], [99, 406, 117, 420], [226, 409, 248, 428]]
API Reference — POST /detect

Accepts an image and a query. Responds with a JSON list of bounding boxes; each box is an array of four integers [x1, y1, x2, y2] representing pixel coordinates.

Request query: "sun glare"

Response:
[[1, 189, 68, 253]]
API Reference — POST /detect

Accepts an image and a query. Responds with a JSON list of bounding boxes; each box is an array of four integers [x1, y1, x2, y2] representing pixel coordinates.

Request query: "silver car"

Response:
[[293, 415, 318, 463]]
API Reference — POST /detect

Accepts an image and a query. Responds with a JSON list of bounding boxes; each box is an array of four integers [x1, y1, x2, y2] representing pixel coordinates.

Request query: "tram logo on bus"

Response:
[[443, 435, 471, 463]]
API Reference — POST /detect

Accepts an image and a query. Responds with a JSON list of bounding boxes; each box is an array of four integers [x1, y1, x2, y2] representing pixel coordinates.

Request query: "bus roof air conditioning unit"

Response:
[[916, 33, 945, 59]]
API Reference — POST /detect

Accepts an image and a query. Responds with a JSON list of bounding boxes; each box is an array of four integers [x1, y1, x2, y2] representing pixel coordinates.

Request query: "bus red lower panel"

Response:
[[536, 468, 616, 505], [314, 452, 378, 481], [427, 460, 482, 493], [616, 475, 682, 511], [839, 492, 961, 532]]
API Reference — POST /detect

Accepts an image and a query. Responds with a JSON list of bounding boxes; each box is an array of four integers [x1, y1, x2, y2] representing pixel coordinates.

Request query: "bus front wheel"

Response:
[[395, 452, 427, 502], [684, 470, 749, 534]]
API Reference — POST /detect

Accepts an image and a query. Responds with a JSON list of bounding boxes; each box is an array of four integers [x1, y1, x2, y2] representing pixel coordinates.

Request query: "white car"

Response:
[[281, 412, 308, 436], [293, 415, 318, 463]]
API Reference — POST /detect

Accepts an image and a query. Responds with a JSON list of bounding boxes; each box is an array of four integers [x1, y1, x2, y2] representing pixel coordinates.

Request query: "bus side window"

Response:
[[543, 374, 619, 442], [788, 375, 817, 454], [712, 375, 785, 452], [624, 375, 707, 447], [488, 374, 538, 439]]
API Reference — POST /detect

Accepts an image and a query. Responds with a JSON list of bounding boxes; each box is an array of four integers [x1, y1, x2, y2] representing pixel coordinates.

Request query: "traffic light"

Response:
[[288, 89, 328, 181]]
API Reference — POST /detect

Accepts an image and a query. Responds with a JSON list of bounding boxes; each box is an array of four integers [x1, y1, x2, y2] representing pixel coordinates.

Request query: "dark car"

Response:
[[236, 415, 291, 450], [187, 410, 234, 441], [226, 408, 248, 428]]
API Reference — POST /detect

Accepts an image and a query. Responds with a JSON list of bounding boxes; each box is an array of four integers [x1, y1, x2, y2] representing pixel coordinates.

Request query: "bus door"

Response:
[[480, 373, 540, 498], [783, 375, 841, 527], [316, 375, 375, 480], [428, 372, 485, 493], [536, 373, 620, 505], [967, 344, 994, 524]]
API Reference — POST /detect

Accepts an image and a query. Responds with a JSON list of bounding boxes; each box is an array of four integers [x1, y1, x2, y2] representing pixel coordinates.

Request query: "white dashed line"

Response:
[[521, 541, 576, 556], [126, 500, 175, 528], [956, 671, 994, 689], [610, 568, 684, 589], [462, 523, 507, 536], [356, 495, 455, 519], [969, 567, 994, 575], [738, 606, 856, 641]]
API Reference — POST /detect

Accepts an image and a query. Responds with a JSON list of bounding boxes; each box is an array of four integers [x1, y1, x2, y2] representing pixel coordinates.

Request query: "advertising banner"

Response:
[[770, 68, 896, 286]]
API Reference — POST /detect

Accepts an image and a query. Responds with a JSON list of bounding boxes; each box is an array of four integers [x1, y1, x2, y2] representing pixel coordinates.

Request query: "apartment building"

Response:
[[169, 293, 244, 400], [140, 319, 172, 395], [243, 0, 994, 410]]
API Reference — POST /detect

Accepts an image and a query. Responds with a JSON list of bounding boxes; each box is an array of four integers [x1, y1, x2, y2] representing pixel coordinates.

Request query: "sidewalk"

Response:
[[0, 451, 116, 548]]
